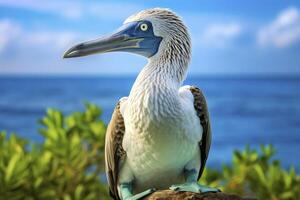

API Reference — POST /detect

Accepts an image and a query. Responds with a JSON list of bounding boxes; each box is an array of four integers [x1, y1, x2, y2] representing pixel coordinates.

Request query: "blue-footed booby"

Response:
[[64, 8, 219, 200]]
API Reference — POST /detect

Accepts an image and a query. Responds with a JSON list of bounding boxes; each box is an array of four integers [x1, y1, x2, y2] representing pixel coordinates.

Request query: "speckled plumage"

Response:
[[105, 100, 127, 198], [189, 86, 212, 180], [104, 8, 212, 200]]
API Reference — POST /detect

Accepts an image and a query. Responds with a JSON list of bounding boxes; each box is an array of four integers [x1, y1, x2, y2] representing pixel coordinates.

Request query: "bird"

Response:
[[64, 8, 219, 200]]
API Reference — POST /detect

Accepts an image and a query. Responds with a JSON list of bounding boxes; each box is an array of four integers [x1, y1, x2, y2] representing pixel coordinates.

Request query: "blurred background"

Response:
[[0, 0, 300, 171]]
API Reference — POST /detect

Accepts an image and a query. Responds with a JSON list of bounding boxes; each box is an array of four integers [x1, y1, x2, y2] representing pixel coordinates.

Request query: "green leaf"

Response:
[[5, 154, 20, 183]]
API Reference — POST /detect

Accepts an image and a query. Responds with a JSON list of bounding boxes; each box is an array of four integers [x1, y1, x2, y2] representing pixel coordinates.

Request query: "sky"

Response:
[[0, 0, 300, 76]]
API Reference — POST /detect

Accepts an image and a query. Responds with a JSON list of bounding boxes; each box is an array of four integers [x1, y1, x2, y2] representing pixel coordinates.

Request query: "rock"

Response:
[[143, 190, 256, 200]]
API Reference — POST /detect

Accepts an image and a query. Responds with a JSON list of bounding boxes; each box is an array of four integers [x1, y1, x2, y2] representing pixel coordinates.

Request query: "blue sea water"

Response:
[[0, 76, 299, 170]]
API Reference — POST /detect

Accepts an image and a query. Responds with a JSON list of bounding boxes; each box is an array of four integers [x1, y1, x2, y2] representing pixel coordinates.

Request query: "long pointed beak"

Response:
[[63, 21, 162, 59], [63, 33, 142, 58]]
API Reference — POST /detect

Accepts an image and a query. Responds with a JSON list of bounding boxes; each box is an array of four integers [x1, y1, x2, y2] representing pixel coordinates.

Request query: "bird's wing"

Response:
[[189, 86, 212, 180], [105, 99, 127, 200]]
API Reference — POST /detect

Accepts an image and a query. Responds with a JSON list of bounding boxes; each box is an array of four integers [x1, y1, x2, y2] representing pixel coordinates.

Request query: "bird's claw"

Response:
[[124, 188, 156, 200], [169, 182, 221, 193]]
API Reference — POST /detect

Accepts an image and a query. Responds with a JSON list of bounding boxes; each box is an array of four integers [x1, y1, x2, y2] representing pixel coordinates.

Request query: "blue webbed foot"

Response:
[[124, 188, 156, 200], [169, 182, 220, 193]]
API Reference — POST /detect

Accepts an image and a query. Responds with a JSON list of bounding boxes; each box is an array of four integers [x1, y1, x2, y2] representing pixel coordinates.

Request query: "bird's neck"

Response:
[[128, 60, 187, 114], [131, 59, 186, 94], [128, 61, 183, 120]]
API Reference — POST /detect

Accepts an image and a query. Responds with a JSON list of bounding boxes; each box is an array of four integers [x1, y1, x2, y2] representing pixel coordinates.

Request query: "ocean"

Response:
[[0, 76, 299, 170]]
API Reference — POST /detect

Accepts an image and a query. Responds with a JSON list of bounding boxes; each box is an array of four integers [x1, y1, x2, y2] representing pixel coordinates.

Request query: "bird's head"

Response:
[[63, 8, 191, 66]]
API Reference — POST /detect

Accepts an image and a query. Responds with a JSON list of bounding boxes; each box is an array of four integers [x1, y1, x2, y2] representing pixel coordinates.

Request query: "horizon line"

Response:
[[1, 73, 300, 79]]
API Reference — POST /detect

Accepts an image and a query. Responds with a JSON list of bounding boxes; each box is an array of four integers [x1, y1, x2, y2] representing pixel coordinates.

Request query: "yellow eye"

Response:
[[140, 23, 148, 31]]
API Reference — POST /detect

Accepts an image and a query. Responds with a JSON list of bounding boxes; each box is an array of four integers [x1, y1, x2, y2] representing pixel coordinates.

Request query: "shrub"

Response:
[[0, 103, 110, 200], [200, 145, 300, 200], [0, 103, 299, 200]]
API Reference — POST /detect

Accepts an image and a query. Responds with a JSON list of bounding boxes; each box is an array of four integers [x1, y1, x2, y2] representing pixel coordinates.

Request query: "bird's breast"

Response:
[[122, 92, 201, 191]]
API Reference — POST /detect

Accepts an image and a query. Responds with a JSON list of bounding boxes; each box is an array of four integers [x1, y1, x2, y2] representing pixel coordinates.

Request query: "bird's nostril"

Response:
[[76, 43, 85, 50]]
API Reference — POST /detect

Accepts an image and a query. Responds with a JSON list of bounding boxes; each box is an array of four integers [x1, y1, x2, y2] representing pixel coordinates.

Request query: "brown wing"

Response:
[[105, 101, 126, 200], [189, 86, 212, 180]]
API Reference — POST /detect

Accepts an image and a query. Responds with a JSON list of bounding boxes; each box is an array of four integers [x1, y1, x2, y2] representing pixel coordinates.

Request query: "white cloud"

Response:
[[0, 19, 81, 55], [194, 22, 242, 48], [0, 0, 82, 19], [0, 19, 21, 52], [258, 7, 300, 48], [0, 0, 141, 20], [23, 31, 78, 49]]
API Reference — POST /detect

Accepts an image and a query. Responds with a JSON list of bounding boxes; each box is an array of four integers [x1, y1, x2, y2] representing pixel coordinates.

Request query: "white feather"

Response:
[[119, 63, 202, 193], [117, 8, 200, 195]]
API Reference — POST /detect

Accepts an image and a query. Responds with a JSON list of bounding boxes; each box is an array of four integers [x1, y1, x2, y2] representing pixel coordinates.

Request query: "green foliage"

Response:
[[0, 103, 299, 200], [200, 145, 300, 200], [0, 103, 110, 200]]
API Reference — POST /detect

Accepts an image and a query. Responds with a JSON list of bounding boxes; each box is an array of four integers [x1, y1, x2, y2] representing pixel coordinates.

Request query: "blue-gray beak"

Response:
[[63, 22, 162, 58], [63, 33, 142, 58]]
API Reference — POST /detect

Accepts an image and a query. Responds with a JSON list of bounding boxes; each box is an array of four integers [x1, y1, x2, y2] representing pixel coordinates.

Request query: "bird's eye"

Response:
[[140, 23, 148, 31]]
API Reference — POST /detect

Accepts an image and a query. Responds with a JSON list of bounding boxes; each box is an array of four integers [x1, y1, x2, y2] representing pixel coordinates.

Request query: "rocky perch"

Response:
[[143, 190, 256, 200]]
